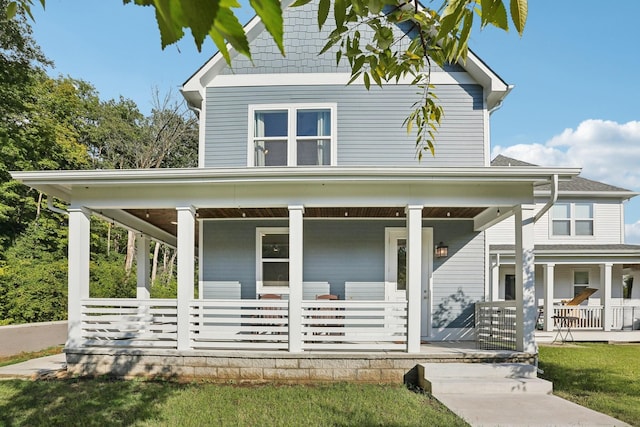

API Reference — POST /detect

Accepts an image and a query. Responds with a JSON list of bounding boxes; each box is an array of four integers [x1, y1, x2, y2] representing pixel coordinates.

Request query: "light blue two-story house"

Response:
[[12, 1, 586, 379]]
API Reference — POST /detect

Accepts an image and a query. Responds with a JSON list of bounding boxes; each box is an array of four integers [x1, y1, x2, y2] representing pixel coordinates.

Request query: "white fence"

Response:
[[80, 299, 178, 348]]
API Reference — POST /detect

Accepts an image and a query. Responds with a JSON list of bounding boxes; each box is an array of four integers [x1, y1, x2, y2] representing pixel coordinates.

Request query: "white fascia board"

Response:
[[208, 72, 475, 87], [534, 189, 639, 199], [11, 166, 580, 187], [463, 50, 510, 109]]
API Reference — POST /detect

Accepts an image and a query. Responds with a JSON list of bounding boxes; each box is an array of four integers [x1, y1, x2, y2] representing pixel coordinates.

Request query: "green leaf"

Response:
[[289, 0, 312, 7], [334, 0, 346, 28], [479, 0, 508, 30], [6, 2, 18, 19], [318, 0, 330, 29], [250, 0, 284, 54], [181, 0, 219, 51], [363, 72, 370, 90], [212, 7, 250, 56], [510, 0, 527, 36], [147, 0, 186, 49], [209, 28, 231, 65]]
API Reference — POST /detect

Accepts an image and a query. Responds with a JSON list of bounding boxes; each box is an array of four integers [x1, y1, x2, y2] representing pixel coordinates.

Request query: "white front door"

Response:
[[385, 227, 433, 338]]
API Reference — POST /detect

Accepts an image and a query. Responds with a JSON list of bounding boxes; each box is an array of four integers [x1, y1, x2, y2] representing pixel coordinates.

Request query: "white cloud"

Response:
[[625, 221, 640, 244], [493, 119, 640, 244], [493, 119, 640, 191]]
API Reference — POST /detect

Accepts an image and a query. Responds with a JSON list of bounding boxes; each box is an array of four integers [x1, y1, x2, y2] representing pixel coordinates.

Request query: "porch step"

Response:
[[418, 363, 553, 395]]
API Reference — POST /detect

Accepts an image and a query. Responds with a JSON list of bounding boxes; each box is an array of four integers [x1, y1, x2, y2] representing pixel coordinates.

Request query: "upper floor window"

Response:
[[249, 104, 336, 167], [551, 203, 594, 237]]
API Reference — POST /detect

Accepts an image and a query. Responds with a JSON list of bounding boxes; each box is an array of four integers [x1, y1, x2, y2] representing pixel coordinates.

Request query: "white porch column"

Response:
[[491, 254, 500, 301], [67, 207, 91, 348], [601, 263, 613, 331], [514, 204, 536, 353], [136, 234, 151, 299], [406, 205, 423, 353], [288, 205, 304, 352], [176, 206, 196, 351], [543, 263, 555, 332]]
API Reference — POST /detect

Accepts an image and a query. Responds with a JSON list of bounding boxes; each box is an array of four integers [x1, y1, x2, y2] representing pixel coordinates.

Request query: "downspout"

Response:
[[534, 174, 558, 223], [47, 196, 68, 216]]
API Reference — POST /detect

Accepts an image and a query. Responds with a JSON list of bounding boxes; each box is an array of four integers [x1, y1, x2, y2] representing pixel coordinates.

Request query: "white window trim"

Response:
[[549, 202, 595, 239], [247, 103, 337, 167], [256, 227, 290, 295]]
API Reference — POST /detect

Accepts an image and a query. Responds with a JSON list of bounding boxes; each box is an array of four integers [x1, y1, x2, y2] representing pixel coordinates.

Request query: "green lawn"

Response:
[[539, 343, 640, 426], [0, 346, 64, 368], [0, 379, 466, 426]]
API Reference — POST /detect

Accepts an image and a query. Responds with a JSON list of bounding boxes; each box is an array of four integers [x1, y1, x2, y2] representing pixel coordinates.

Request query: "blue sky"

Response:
[[31, 0, 640, 242]]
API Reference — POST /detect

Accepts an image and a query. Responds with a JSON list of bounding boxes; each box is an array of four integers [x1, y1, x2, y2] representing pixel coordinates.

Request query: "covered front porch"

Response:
[[490, 245, 640, 333], [12, 166, 579, 364]]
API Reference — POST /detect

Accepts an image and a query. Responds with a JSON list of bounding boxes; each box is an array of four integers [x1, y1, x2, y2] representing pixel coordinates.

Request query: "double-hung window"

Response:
[[573, 270, 590, 297], [249, 104, 336, 166], [256, 228, 290, 294], [551, 203, 594, 237]]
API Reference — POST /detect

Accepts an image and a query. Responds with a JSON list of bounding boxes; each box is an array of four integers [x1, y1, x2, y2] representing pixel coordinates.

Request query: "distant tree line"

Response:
[[0, 0, 198, 324]]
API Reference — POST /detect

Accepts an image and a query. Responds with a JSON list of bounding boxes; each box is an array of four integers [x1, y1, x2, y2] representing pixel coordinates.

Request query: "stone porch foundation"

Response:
[[65, 347, 536, 384]]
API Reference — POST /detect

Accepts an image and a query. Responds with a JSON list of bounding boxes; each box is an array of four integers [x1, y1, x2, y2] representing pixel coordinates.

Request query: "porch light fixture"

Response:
[[435, 242, 448, 258]]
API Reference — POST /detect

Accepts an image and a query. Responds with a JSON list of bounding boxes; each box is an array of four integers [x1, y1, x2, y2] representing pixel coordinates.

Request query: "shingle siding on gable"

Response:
[[204, 83, 484, 167], [220, 2, 462, 76]]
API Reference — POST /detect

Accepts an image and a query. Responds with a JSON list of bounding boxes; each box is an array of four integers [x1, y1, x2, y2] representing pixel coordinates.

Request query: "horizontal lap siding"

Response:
[[205, 84, 484, 167], [202, 219, 485, 329], [429, 220, 485, 329]]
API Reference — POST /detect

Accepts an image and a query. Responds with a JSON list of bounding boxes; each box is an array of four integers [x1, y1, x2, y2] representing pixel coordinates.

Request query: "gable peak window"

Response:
[[250, 104, 336, 167], [551, 202, 594, 237]]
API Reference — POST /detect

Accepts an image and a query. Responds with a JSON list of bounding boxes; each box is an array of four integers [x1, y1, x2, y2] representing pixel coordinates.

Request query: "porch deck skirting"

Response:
[[63, 347, 536, 383]]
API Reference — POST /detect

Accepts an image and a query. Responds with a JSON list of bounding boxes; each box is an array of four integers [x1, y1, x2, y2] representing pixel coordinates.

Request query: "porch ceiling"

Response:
[[125, 206, 487, 237]]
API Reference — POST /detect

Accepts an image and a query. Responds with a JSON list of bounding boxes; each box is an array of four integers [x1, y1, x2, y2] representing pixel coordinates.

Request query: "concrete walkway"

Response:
[[436, 393, 629, 426], [420, 363, 629, 427], [0, 354, 67, 380]]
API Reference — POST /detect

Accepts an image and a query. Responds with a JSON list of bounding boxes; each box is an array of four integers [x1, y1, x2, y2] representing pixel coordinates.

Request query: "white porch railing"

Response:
[[80, 298, 178, 348], [475, 301, 517, 351], [552, 305, 602, 330], [189, 299, 289, 350], [188, 299, 407, 351], [301, 300, 407, 351]]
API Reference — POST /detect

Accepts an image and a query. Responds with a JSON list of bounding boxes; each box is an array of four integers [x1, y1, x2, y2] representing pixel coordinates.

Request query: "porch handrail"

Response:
[[80, 298, 178, 348]]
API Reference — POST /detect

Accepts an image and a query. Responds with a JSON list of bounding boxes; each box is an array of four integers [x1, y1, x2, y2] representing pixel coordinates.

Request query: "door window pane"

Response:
[[396, 239, 407, 291], [505, 274, 516, 300]]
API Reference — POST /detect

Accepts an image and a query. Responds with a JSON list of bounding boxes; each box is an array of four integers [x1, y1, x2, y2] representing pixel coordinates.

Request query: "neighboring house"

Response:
[[11, 1, 587, 377], [487, 155, 640, 333]]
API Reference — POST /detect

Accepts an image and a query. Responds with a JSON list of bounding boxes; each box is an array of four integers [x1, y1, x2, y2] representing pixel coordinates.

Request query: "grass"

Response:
[[0, 346, 64, 368], [0, 379, 466, 426], [539, 343, 640, 426]]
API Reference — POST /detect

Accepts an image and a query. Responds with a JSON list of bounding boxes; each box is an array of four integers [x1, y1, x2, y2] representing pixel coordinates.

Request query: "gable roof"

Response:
[[181, 1, 511, 110], [491, 154, 636, 197]]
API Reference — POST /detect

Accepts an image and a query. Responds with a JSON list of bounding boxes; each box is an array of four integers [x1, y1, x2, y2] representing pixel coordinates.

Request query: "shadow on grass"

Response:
[[0, 378, 177, 426]]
